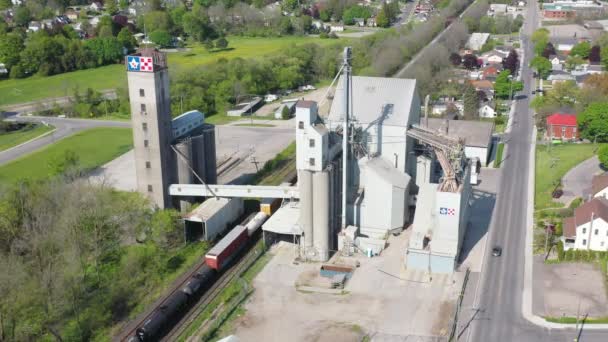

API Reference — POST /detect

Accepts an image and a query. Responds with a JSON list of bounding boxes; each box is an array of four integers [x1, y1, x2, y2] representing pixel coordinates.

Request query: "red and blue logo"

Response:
[[127, 56, 154, 72], [439, 207, 456, 216]]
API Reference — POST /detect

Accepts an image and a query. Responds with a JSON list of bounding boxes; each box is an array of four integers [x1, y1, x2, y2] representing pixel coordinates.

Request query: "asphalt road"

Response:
[[0, 114, 129, 166], [467, 1, 608, 341]]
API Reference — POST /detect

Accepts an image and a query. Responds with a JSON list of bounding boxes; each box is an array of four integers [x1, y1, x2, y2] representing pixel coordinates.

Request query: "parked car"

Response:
[[492, 246, 502, 257], [264, 94, 278, 103]]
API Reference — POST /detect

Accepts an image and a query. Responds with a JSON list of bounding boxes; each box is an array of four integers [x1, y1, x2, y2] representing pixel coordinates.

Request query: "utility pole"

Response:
[[251, 155, 259, 172], [574, 297, 581, 342]]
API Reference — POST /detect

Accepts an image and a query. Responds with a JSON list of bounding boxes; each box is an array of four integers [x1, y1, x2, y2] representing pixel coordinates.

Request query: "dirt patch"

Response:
[[542, 262, 608, 317], [431, 301, 454, 336], [305, 322, 365, 342]]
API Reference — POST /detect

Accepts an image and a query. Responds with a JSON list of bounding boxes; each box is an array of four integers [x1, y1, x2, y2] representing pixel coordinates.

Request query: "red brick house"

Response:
[[546, 113, 578, 140]]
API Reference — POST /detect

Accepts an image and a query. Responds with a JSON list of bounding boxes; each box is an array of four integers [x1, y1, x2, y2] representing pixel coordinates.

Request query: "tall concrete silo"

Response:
[[202, 124, 217, 184], [313, 170, 330, 262], [191, 134, 207, 184], [174, 139, 194, 211], [298, 170, 314, 253]]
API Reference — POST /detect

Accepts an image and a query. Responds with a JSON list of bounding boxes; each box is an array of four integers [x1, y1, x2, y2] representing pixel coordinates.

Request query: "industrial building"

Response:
[[424, 118, 494, 165], [126, 49, 217, 209], [138, 47, 475, 273]]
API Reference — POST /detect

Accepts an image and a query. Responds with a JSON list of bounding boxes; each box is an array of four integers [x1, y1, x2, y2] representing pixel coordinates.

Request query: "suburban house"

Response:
[[547, 70, 576, 84], [545, 113, 578, 140], [482, 65, 500, 80], [470, 79, 494, 93], [367, 17, 377, 27], [550, 37, 580, 53], [549, 55, 565, 71], [562, 197, 608, 251], [478, 104, 497, 118], [89, 1, 104, 11], [353, 18, 365, 27], [592, 174, 608, 199], [482, 50, 508, 65]]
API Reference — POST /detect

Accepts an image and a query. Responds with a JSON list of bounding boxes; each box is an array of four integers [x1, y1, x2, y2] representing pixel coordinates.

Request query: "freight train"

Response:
[[133, 211, 269, 341]]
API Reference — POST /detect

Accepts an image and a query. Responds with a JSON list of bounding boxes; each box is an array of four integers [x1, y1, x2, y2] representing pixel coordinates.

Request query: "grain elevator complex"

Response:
[[126, 47, 475, 274]]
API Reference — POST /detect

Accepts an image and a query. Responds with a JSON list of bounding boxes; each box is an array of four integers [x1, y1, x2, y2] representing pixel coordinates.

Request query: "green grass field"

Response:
[[0, 124, 54, 152], [0, 36, 345, 107], [0, 127, 132, 184], [495, 143, 504, 168], [0, 65, 126, 107], [535, 144, 602, 210]]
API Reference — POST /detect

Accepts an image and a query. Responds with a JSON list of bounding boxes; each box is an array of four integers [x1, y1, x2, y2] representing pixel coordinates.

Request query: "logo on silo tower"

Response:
[[127, 56, 154, 72], [439, 207, 456, 216]]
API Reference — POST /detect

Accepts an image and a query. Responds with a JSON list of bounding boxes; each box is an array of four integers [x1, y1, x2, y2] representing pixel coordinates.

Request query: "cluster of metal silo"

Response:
[[298, 166, 337, 262]]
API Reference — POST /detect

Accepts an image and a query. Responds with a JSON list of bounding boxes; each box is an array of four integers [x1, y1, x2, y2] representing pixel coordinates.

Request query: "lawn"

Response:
[[495, 143, 505, 168], [0, 124, 54, 152], [0, 36, 345, 107], [0, 64, 126, 107], [535, 143, 603, 210], [0, 127, 132, 184]]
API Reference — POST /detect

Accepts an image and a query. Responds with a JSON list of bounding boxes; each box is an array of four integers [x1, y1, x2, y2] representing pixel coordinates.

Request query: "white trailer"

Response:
[[184, 197, 244, 241]]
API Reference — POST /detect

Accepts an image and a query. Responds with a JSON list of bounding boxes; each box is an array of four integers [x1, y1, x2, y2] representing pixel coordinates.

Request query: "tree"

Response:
[[577, 102, 608, 142], [565, 55, 585, 71], [203, 39, 214, 51], [281, 105, 290, 119], [119, 0, 128, 10], [105, 0, 118, 14], [502, 49, 519, 74], [215, 37, 228, 49], [541, 42, 556, 58], [149, 30, 172, 48], [449, 52, 461, 66], [463, 83, 480, 119], [319, 9, 330, 22], [0, 34, 24, 71], [530, 56, 551, 79], [479, 16, 495, 33], [0, 0, 11, 10], [342, 5, 372, 25], [599, 145, 608, 167], [494, 70, 520, 99], [143, 11, 172, 33], [14, 6, 31, 27], [376, 6, 389, 28], [570, 41, 591, 59], [589, 45, 601, 63], [278, 16, 293, 35], [462, 54, 479, 69], [117, 27, 136, 52], [531, 28, 550, 44]]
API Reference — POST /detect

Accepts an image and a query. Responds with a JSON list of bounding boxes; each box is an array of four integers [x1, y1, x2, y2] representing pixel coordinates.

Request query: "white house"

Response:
[[479, 104, 497, 118], [550, 55, 564, 71], [330, 24, 344, 32], [467, 33, 491, 51], [562, 197, 608, 251], [28, 21, 42, 32], [592, 174, 608, 199], [89, 1, 104, 11]]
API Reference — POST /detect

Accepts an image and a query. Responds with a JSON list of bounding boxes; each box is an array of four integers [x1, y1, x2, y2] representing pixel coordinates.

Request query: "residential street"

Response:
[[465, 1, 608, 341]]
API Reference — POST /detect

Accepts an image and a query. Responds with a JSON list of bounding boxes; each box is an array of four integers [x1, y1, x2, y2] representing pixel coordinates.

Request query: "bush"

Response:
[[557, 240, 565, 261], [319, 32, 329, 39], [599, 145, 608, 168], [569, 197, 583, 209]]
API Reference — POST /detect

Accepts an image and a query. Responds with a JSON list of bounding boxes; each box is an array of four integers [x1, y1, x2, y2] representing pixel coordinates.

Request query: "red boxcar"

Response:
[[205, 225, 248, 271]]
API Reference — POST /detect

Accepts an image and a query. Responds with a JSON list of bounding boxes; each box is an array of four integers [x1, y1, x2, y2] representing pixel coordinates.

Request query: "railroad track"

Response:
[[115, 213, 258, 342], [160, 238, 264, 341]]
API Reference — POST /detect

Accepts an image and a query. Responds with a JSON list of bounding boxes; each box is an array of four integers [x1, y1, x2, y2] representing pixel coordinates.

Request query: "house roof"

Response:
[[592, 173, 608, 196], [424, 118, 494, 148], [546, 113, 577, 126], [296, 100, 316, 109], [571, 197, 608, 227], [329, 76, 418, 127], [469, 80, 494, 90]]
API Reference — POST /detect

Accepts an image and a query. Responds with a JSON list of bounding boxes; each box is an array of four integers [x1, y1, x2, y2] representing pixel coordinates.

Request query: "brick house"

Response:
[[545, 113, 578, 140]]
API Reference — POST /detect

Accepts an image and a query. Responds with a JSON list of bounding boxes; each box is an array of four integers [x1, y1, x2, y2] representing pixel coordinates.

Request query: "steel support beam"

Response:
[[169, 184, 299, 198]]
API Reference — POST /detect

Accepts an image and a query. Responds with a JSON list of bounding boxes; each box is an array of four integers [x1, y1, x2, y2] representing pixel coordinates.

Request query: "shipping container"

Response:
[[206, 225, 249, 271], [260, 198, 282, 216], [184, 198, 244, 241]]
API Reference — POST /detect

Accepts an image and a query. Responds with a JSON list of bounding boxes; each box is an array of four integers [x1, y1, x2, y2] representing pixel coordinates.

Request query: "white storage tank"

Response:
[[313, 170, 330, 262]]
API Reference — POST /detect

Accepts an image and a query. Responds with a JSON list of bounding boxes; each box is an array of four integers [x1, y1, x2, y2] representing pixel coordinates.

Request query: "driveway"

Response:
[[559, 155, 603, 204]]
